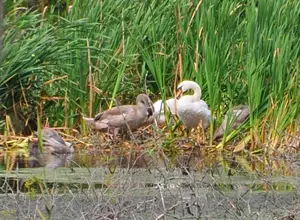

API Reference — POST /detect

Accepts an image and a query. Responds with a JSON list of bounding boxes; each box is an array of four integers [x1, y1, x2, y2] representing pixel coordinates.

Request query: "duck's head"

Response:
[[136, 94, 154, 117]]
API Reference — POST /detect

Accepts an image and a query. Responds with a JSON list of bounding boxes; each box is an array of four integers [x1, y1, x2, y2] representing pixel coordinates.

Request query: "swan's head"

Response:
[[176, 80, 201, 99], [136, 94, 154, 117]]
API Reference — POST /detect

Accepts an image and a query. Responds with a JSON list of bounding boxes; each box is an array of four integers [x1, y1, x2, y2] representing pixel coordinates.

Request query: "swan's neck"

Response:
[[192, 86, 202, 100]]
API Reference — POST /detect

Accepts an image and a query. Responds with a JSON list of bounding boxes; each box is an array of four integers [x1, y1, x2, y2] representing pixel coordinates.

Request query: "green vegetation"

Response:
[[0, 0, 299, 149]]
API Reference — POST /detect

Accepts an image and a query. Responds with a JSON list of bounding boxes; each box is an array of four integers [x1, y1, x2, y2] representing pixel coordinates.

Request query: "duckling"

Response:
[[83, 94, 154, 136], [213, 105, 250, 140], [29, 128, 74, 154]]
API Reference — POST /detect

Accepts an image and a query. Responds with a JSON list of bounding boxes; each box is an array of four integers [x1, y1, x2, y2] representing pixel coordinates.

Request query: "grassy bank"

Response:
[[0, 0, 299, 150]]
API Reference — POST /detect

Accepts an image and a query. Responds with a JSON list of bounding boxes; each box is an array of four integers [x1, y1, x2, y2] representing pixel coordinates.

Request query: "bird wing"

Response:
[[41, 128, 67, 145], [232, 107, 250, 126], [43, 137, 70, 154], [94, 105, 137, 127], [153, 100, 163, 115]]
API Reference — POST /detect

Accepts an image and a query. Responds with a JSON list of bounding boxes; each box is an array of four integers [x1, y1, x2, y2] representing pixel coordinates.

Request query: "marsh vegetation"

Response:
[[0, 0, 299, 219]]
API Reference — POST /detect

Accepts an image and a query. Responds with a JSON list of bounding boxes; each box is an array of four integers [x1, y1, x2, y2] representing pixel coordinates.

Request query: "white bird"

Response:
[[176, 80, 211, 129], [152, 98, 178, 125]]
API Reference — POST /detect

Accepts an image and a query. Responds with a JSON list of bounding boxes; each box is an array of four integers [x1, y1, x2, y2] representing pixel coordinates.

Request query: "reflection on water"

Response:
[[0, 150, 182, 170], [28, 153, 74, 169], [0, 148, 299, 177], [0, 148, 212, 171], [0, 151, 75, 170]]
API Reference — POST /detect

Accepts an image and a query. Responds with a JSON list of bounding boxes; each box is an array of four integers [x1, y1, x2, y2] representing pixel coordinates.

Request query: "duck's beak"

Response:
[[147, 107, 153, 118], [176, 88, 183, 99]]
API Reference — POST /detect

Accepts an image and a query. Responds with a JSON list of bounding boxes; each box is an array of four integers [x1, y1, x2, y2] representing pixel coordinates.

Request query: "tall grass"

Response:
[[0, 0, 299, 148]]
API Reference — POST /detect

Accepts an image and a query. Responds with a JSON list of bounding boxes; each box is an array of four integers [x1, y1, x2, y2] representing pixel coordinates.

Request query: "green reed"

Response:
[[0, 0, 299, 148]]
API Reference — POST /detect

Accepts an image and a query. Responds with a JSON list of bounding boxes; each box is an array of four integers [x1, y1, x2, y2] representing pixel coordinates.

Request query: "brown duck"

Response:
[[83, 94, 154, 136], [29, 128, 74, 154], [214, 105, 250, 140]]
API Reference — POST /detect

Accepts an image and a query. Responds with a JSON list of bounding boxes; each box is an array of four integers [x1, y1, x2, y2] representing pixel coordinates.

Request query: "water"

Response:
[[0, 148, 299, 219]]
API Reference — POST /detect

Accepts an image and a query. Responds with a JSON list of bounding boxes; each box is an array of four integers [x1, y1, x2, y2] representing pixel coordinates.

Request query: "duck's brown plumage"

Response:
[[213, 105, 250, 140], [30, 128, 74, 154], [84, 94, 154, 135]]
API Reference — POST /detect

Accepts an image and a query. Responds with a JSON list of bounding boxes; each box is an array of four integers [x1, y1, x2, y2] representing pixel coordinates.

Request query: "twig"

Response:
[[155, 202, 180, 220], [87, 38, 93, 118]]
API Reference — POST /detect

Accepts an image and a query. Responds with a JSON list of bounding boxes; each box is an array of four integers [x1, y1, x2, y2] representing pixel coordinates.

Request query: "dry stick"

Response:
[[179, 0, 203, 75], [87, 39, 93, 118], [0, 134, 29, 141], [175, 5, 183, 83], [4, 115, 14, 140], [173, 5, 182, 118], [38, 94, 43, 128], [143, 71, 149, 96], [158, 183, 166, 211], [40, 96, 65, 101], [155, 202, 180, 220], [121, 9, 125, 84], [42, 6, 48, 18], [20, 83, 29, 109], [185, 0, 203, 35], [64, 90, 68, 128], [100, 0, 103, 22], [57, 132, 88, 146], [194, 41, 199, 72], [122, 9, 125, 57], [44, 75, 68, 85], [194, 27, 203, 72]]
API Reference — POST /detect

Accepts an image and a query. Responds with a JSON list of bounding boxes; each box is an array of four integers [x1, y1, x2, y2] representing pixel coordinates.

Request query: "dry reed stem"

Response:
[[186, 0, 202, 35], [87, 39, 93, 117]]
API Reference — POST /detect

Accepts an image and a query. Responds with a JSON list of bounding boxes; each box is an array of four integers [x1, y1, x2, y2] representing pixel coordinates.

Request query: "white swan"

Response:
[[176, 80, 211, 129], [152, 98, 177, 125]]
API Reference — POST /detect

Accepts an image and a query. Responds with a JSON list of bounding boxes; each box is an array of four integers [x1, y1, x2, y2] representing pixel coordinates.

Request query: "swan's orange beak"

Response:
[[176, 88, 183, 99]]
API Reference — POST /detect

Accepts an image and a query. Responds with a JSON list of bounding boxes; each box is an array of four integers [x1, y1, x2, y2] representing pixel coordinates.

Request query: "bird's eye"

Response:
[[177, 86, 182, 91]]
